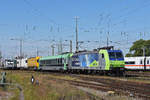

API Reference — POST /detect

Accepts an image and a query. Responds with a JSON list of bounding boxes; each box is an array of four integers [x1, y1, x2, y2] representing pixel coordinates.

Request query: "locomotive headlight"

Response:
[[120, 64, 124, 67]]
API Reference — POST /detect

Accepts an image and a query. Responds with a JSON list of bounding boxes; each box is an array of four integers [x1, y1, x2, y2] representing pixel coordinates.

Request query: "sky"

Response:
[[0, 0, 150, 58]]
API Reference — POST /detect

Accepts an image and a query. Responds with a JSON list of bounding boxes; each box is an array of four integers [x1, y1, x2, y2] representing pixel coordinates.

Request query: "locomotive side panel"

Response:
[[70, 52, 100, 70]]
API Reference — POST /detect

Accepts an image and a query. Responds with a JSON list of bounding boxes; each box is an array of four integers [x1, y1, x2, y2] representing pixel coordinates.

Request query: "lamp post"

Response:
[[74, 16, 79, 52]]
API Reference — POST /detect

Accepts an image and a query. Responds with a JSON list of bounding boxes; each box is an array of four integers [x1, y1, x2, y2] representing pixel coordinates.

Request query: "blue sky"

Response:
[[0, 0, 150, 58]]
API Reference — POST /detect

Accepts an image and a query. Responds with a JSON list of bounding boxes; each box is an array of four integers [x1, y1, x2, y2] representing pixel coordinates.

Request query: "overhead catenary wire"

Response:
[[111, 0, 150, 28], [22, 0, 57, 25]]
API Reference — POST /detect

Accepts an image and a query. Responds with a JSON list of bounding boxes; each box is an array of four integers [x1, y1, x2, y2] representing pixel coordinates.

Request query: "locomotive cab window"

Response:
[[108, 51, 124, 60], [108, 52, 115, 59], [116, 52, 124, 59], [102, 54, 104, 58]]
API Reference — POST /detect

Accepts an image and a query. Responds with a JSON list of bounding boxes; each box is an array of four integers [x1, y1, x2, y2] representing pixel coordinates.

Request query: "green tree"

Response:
[[126, 39, 150, 57]]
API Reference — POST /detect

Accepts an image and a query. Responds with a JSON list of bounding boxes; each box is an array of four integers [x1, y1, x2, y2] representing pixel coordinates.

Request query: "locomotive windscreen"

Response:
[[108, 50, 124, 61]]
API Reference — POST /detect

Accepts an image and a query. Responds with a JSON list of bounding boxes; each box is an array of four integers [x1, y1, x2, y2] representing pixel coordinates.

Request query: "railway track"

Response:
[[126, 71, 150, 77], [2, 69, 150, 99], [43, 72, 150, 99], [77, 76, 150, 99], [45, 74, 150, 99], [4, 69, 150, 77]]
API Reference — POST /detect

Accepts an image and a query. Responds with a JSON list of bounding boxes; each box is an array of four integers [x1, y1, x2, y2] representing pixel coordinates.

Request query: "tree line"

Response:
[[126, 39, 150, 57]]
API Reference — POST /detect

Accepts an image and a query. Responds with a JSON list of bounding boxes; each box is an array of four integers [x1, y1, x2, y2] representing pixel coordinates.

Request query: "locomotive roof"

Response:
[[107, 50, 122, 52], [28, 56, 40, 59], [73, 51, 98, 55]]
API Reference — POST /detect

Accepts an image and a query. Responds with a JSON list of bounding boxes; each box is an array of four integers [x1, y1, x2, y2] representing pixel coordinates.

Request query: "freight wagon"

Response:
[[4, 59, 17, 69], [16, 58, 28, 69], [27, 57, 40, 70]]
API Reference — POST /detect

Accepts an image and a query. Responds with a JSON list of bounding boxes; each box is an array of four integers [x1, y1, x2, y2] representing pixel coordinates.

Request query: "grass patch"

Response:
[[1, 70, 99, 100]]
